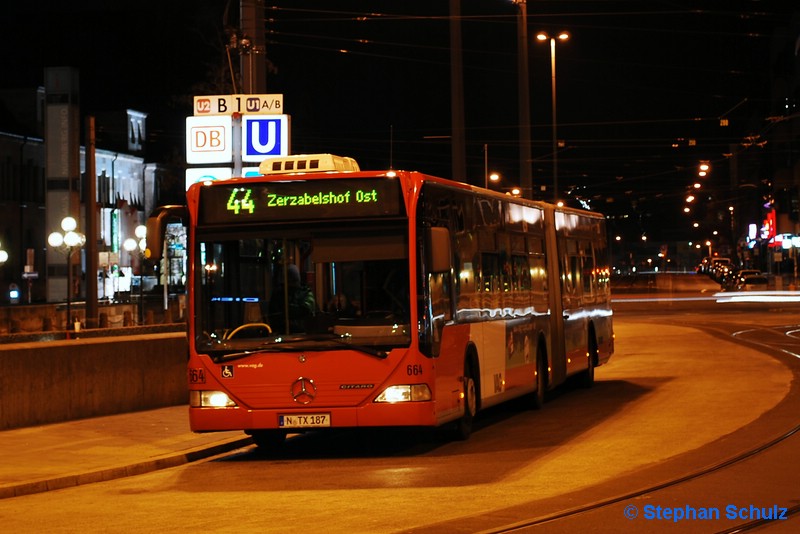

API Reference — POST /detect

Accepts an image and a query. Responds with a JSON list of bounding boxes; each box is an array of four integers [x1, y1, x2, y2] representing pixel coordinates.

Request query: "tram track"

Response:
[[481, 421, 800, 533], [460, 314, 800, 534]]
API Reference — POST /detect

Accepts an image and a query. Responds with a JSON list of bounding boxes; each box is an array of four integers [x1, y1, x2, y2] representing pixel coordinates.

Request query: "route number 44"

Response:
[[227, 188, 255, 215]]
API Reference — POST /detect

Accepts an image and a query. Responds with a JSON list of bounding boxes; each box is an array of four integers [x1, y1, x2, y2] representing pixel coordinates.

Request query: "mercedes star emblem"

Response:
[[291, 377, 317, 404]]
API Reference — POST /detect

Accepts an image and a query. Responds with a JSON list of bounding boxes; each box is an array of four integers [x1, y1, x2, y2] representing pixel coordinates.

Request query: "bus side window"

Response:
[[582, 241, 595, 296], [429, 272, 452, 322], [562, 239, 580, 297], [428, 271, 452, 356]]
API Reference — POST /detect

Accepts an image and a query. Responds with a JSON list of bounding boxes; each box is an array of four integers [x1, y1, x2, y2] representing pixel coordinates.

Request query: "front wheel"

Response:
[[452, 362, 477, 440], [248, 430, 286, 452]]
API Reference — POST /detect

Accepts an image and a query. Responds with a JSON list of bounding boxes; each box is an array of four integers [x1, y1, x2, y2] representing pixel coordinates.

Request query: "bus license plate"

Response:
[[279, 413, 331, 428]]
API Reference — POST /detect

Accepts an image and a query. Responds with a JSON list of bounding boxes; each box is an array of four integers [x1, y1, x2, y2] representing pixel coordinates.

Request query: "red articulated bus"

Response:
[[153, 154, 613, 451]]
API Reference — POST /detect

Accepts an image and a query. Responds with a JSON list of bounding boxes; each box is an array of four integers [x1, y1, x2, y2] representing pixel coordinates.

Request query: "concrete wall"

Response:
[[0, 300, 184, 335], [0, 333, 187, 430]]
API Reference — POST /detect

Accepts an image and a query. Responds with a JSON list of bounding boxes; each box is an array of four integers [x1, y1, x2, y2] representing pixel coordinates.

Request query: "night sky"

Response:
[[1, 1, 796, 243]]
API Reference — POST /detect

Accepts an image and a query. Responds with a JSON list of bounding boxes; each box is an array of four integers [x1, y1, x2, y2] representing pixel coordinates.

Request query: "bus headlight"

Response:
[[374, 384, 431, 403], [190, 390, 237, 408]]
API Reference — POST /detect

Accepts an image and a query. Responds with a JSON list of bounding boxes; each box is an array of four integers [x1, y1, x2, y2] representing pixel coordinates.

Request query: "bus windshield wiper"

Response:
[[313, 334, 388, 359], [212, 346, 283, 363], [210, 337, 387, 361]]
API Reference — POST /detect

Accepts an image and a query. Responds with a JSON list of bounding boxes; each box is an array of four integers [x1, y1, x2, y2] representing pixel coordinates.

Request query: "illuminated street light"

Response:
[[483, 144, 501, 189], [536, 31, 569, 203], [48, 216, 86, 330], [0, 242, 7, 265], [123, 224, 148, 325]]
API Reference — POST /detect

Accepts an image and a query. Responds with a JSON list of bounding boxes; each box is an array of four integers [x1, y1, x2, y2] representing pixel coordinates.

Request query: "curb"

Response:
[[0, 436, 253, 500]]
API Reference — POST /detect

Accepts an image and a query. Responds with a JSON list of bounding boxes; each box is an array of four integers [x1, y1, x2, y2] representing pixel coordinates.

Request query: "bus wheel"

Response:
[[577, 336, 597, 388], [453, 362, 477, 440], [248, 430, 286, 451], [532, 353, 546, 410]]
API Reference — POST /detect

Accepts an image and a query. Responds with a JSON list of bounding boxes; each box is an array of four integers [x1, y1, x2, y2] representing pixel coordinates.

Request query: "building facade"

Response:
[[0, 69, 182, 307]]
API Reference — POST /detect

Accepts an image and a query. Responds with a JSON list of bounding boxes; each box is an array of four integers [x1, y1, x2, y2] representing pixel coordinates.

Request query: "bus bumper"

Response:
[[189, 401, 440, 432]]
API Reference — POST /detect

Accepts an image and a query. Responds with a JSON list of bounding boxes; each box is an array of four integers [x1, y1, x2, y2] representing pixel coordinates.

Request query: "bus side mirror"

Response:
[[145, 205, 188, 261], [426, 227, 451, 273]]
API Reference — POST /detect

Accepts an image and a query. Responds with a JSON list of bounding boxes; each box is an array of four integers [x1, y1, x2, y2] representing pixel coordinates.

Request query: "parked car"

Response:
[[734, 274, 769, 291], [721, 268, 761, 291], [709, 257, 732, 282], [696, 256, 712, 274]]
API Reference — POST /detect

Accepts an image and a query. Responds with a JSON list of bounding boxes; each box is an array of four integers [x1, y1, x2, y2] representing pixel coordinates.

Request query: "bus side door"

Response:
[[560, 238, 587, 374]]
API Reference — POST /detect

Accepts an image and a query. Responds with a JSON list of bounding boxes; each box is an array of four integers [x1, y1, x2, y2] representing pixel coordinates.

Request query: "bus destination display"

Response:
[[199, 178, 404, 224]]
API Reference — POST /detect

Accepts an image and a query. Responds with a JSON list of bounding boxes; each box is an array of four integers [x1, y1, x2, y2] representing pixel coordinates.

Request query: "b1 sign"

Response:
[[242, 115, 290, 162]]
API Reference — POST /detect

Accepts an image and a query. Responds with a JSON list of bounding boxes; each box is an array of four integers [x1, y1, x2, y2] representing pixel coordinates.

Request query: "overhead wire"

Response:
[[260, 2, 785, 212]]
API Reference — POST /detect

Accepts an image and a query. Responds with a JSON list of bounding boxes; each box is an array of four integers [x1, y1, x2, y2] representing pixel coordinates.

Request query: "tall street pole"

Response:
[[240, 0, 267, 93], [537, 31, 569, 203], [515, 1, 533, 199], [449, 0, 467, 182], [85, 116, 99, 328], [549, 37, 558, 203]]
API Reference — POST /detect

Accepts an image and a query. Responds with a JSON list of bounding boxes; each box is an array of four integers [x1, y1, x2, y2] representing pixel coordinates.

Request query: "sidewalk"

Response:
[[0, 405, 251, 499]]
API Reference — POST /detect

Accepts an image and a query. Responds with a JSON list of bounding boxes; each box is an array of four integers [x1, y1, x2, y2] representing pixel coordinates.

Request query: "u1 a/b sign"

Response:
[[186, 116, 232, 164]]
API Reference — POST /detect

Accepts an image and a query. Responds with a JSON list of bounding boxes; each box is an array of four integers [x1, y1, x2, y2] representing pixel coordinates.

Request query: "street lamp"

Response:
[[536, 31, 569, 203], [483, 144, 501, 189], [48, 216, 86, 330], [123, 224, 147, 325]]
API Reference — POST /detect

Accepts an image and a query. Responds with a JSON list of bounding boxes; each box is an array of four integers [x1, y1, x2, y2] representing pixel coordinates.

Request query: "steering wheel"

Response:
[[224, 322, 273, 339]]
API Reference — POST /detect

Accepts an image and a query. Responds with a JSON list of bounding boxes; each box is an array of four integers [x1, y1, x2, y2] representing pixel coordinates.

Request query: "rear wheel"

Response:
[[577, 335, 597, 388], [531, 351, 547, 410]]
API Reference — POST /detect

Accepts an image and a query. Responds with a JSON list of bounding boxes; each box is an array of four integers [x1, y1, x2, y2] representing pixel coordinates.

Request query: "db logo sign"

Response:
[[185, 116, 232, 164], [190, 126, 226, 152]]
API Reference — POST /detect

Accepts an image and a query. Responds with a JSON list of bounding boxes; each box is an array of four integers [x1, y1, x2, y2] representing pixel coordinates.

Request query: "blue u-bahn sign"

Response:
[[242, 115, 290, 162]]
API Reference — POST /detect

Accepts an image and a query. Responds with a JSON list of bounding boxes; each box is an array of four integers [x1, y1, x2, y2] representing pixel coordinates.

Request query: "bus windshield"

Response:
[[194, 229, 411, 355]]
